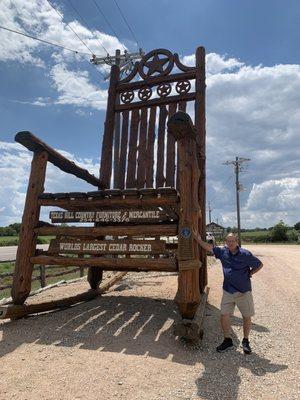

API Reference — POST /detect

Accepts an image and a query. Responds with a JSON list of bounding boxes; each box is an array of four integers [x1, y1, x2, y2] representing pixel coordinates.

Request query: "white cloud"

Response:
[[0, 0, 124, 109], [245, 178, 300, 212], [50, 63, 107, 109], [0, 141, 99, 226], [182, 52, 244, 75]]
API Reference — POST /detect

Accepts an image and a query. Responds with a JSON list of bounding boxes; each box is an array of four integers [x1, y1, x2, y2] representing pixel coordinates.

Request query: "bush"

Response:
[[288, 229, 299, 242], [270, 221, 288, 242], [294, 222, 300, 231]]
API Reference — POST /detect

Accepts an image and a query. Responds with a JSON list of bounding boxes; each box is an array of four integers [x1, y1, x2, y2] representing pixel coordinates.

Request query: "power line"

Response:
[[46, 0, 95, 55], [8, 94, 105, 106], [65, 0, 109, 54], [112, 0, 142, 50], [91, 0, 126, 51], [0, 24, 90, 56]]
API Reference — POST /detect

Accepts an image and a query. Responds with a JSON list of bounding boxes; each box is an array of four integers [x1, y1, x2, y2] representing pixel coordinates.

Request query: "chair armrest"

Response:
[[15, 131, 103, 188]]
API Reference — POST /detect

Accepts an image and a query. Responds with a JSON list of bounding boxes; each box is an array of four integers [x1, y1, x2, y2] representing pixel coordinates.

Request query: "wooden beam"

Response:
[[34, 224, 177, 237], [0, 272, 128, 319], [168, 110, 201, 319], [15, 132, 102, 188], [11, 151, 48, 305], [156, 105, 168, 187], [38, 195, 180, 209], [115, 93, 195, 112], [145, 106, 156, 187], [30, 255, 177, 272], [48, 239, 166, 255], [117, 70, 196, 92], [195, 46, 207, 292], [100, 64, 120, 188], [49, 209, 168, 223]]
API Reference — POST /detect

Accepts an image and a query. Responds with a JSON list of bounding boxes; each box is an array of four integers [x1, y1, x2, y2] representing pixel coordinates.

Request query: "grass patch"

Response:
[[0, 236, 54, 247], [0, 261, 85, 300]]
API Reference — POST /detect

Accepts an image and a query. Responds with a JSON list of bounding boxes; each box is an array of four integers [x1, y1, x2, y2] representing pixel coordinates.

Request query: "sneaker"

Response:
[[242, 338, 252, 354], [216, 338, 233, 352]]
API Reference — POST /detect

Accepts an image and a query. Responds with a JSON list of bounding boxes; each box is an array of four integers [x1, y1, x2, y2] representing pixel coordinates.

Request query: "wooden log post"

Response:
[[168, 112, 201, 319], [91, 64, 120, 290], [39, 265, 46, 288], [11, 151, 48, 304], [195, 46, 207, 292]]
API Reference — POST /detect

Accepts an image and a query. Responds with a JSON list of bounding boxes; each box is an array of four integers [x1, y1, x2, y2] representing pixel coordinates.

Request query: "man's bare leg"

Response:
[[217, 314, 234, 352], [242, 316, 252, 339], [220, 314, 232, 338]]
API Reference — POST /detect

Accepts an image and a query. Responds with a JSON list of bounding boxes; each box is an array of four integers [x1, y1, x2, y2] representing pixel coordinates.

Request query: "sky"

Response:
[[0, 0, 299, 229]]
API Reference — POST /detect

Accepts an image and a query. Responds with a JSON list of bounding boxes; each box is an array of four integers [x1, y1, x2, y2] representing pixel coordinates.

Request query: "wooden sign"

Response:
[[49, 239, 166, 255], [178, 225, 194, 260], [49, 210, 165, 223]]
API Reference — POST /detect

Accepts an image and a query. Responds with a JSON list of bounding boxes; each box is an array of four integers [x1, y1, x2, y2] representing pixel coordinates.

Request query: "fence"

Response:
[[0, 260, 85, 293]]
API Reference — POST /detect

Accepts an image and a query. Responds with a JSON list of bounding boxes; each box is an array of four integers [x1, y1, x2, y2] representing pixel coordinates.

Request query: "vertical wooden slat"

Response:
[[176, 104, 187, 189], [195, 46, 207, 292], [145, 106, 156, 187], [39, 265, 46, 288], [166, 103, 177, 187], [156, 105, 168, 187], [136, 108, 148, 187], [100, 64, 119, 188], [12, 151, 48, 304], [118, 110, 129, 189], [113, 50, 122, 187], [126, 109, 140, 188]]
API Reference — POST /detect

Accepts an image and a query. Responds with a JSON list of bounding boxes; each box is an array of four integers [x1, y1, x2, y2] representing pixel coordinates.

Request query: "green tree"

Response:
[[9, 223, 21, 234], [294, 222, 300, 231], [270, 220, 288, 242]]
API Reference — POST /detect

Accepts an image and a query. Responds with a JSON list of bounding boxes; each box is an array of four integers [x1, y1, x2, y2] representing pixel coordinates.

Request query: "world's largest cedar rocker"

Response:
[[2, 48, 208, 339]]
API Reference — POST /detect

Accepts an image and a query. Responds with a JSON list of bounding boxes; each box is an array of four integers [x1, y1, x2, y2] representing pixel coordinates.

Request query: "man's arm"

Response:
[[193, 230, 214, 253], [250, 262, 263, 277]]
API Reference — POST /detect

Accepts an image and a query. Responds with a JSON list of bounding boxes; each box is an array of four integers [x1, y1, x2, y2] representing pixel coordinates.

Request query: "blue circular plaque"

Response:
[[181, 227, 191, 238]]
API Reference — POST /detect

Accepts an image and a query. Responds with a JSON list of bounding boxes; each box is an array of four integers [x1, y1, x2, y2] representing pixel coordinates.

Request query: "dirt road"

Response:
[[0, 245, 299, 400]]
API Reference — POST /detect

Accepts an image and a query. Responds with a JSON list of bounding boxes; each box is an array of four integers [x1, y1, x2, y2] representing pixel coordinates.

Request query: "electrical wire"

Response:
[[46, 0, 95, 55], [8, 94, 105, 106], [91, 0, 126, 51], [112, 0, 142, 49], [66, 0, 109, 54], [0, 24, 90, 56]]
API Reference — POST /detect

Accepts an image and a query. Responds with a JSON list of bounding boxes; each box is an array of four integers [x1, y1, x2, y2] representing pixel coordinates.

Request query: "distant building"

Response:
[[206, 222, 226, 239]]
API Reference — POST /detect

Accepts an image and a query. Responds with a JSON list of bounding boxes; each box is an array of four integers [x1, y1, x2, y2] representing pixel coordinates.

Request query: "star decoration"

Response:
[[176, 80, 191, 94], [144, 54, 170, 76], [121, 91, 134, 103]]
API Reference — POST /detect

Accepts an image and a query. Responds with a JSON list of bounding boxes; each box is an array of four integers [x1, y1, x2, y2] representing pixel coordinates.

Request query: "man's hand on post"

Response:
[[193, 228, 214, 253]]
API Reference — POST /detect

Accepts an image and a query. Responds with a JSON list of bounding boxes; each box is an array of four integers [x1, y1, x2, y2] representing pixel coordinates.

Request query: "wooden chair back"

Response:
[[99, 47, 206, 190]]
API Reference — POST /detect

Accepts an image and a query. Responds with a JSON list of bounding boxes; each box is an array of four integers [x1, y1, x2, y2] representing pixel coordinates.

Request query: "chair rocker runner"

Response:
[[8, 47, 207, 325]]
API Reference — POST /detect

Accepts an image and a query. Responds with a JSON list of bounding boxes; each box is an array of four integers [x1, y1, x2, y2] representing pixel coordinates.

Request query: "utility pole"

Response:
[[223, 157, 250, 245], [91, 48, 144, 80], [91, 48, 144, 186], [208, 201, 213, 224]]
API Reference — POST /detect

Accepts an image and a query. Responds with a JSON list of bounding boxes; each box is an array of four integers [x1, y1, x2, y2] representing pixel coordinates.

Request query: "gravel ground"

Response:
[[0, 244, 299, 400]]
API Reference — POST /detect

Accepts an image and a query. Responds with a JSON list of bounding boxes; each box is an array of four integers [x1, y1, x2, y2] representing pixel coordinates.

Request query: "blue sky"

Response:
[[0, 0, 299, 228]]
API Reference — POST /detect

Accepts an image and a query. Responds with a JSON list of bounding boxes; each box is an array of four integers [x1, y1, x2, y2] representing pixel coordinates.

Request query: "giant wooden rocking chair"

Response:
[[8, 47, 207, 328]]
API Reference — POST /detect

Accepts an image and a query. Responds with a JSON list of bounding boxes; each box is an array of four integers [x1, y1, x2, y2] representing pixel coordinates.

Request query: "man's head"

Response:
[[225, 233, 239, 252]]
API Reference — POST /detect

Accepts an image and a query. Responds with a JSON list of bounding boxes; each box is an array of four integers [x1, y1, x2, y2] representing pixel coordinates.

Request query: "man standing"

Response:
[[194, 232, 263, 354]]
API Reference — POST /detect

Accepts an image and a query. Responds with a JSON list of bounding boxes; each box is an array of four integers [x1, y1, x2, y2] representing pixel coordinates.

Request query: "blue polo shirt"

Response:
[[213, 246, 261, 293]]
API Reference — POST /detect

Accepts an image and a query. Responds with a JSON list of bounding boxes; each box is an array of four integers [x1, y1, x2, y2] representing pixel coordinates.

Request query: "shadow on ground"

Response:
[[0, 288, 287, 399], [196, 302, 288, 400]]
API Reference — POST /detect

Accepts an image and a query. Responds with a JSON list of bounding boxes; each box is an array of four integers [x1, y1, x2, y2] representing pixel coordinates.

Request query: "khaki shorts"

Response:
[[221, 290, 255, 317]]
